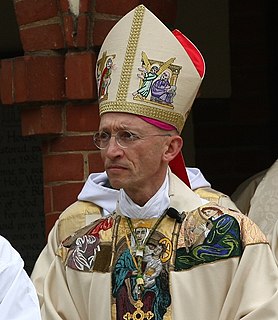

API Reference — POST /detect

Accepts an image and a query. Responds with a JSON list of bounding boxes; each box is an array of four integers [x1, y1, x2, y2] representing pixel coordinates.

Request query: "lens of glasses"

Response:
[[93, 130, 170, 149], [117, 130, 139, 148], [93, 130, 139, 149], [93, 131, 110, 149]]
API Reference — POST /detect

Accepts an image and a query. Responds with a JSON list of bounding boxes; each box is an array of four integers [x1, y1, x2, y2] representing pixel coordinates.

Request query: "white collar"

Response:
[[77, 167, 210, 217], [78, 171, 118, 216], [117, 174, 170, 219]]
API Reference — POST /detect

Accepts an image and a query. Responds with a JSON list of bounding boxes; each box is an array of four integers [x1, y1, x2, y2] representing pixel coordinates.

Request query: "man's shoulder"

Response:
[[194, 186, 239, 211], [57, 201, 102, 243], [194, 186, 225, 201], [59, 200, 101, 219], [193, 187, 228, 202]]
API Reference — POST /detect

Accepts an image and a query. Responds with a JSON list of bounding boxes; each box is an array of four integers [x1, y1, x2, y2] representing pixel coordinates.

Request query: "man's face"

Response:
[[135, 227, 147, 243], [150, 65, 159, 73], [161, 71, 170, 81], [98, 112, 169, 195], [153, 244, 163, 255], [106, 58, 112, 68]]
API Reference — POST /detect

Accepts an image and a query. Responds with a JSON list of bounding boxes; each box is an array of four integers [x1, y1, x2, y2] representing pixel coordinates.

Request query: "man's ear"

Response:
[[163, 135, 183, 162]]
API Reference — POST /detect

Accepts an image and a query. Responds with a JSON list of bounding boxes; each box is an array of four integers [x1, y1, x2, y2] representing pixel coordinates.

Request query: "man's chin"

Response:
[[109, 180, 125, 190], [107, 170, 130, 190], [107, 175, 125, 190]]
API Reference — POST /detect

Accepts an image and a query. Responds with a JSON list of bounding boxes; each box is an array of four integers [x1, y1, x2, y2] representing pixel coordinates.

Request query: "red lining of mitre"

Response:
[[172, 29, 205, 78], [139, 30, 205, 189], [168, 29, 206, 188]]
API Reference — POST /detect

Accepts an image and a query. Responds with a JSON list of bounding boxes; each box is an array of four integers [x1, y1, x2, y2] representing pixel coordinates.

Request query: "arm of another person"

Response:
[[270, 219, 278, 265], [0, 235, 41, 320], [231, 170, 267, 214]]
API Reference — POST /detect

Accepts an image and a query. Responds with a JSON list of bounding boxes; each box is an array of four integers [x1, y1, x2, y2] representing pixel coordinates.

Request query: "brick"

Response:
[[0, 59, 13, 104], [20, 55, 65, 102], [79, 0, 92, 12], [13, 57, 28, 103], [74, 15, 89, 47], [88, 152, 104, 173], [20, 23, 65, 51], [63, 15, 88, 48], [63, 15, 75, 47], [50, 135, 97, 152], [44, 186, 52, 214], [95, 0, 141, 15], [14, 0, 59, 26], [52, 182, 84, 211], [92, 19, 118, 46], [21, 105, 63, 136], [59, 0, 91, 13], [42, 141, 50, 154], [65, 52, 96, 99], [59, 0, 70, 13], [66, 103, 100, 132], [43, 153, 85, 183]]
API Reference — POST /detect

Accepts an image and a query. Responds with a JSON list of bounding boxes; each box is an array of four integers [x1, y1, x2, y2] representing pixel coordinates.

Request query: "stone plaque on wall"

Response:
[[0, 105, 45, 275]]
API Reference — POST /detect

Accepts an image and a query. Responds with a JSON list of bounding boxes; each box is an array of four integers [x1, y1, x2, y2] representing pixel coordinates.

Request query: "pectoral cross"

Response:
[[123, 300, 154, 320]]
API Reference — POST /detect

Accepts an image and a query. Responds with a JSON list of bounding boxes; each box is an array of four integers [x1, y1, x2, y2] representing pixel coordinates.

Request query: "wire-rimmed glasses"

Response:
[[93, 130, 171, 149]]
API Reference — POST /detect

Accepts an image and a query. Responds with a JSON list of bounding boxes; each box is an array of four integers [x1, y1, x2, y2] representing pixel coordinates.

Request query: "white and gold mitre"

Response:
[[96, 4, 205, 133]]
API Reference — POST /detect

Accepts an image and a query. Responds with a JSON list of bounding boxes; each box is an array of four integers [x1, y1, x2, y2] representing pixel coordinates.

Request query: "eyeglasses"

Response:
[[93, 130, 171, 149]]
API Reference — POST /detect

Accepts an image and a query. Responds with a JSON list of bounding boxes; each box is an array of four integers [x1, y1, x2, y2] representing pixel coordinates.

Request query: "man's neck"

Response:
[[118, 174, 170, 219]]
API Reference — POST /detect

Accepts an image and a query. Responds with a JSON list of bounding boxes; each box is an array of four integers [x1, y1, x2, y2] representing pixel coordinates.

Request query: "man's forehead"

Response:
[[99, 112, 153, 129]]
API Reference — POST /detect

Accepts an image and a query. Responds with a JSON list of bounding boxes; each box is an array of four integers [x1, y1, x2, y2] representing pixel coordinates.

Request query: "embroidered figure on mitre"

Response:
[[133, 51, 180, 109], [96, 51, 116, 101]]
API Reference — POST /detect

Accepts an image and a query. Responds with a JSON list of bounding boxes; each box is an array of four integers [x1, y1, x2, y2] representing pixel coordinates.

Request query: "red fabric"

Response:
[[172, 29, 205, 78], [168, 29, 203, 188], [169, 152, 191, 188], [139, 30, 202, 188], [138, 116, 176, 131]]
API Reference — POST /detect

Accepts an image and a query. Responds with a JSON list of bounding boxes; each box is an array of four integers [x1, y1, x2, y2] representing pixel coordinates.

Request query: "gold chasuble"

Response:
[[59, 201, 266, 320]]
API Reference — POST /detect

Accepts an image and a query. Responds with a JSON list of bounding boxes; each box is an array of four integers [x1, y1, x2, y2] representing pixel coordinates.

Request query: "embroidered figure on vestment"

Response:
[[112, 217, 171, 320], [175, 206, 242, 270]]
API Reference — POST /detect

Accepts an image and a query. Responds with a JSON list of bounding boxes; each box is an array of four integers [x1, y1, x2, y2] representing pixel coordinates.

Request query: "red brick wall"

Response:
[[0, 0, 177, 236]]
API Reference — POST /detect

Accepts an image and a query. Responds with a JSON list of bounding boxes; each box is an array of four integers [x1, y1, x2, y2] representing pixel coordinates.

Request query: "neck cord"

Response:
[[125, 210, 168, 298]]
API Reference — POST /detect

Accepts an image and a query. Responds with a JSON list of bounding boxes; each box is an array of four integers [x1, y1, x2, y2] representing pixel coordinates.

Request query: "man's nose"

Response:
[[105, 136, 123, 156]]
